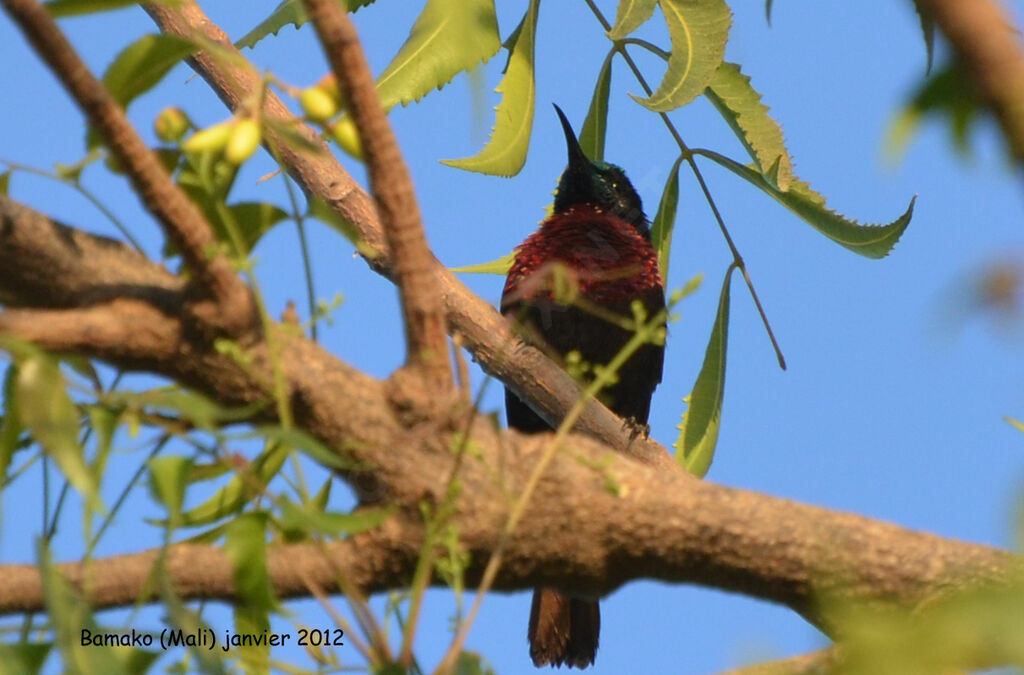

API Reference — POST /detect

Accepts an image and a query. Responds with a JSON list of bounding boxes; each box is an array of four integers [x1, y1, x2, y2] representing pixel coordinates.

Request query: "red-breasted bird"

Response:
[[502, 105, 666, 668]]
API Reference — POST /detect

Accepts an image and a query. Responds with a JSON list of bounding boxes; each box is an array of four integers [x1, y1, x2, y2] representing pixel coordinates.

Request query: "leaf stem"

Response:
[[582, 0, 786, 369]]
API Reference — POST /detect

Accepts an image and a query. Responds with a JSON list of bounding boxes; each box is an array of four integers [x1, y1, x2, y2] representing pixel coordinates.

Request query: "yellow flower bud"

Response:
[[331, 116, 364, 161], [225, 118, 262, 164], [154, 106, 190, 143], [300, 86, 339, 123], [182, 121, 232, 154]]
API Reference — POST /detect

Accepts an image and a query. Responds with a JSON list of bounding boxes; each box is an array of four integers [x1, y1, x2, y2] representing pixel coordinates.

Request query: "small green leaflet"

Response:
[[579, 50, 615, 162], [650, 155, 684, 281], [705, 62, 793, 191], [607, 0, 657, 41], [235, 0, 377, 50], [46, 0, 139, 17], [885, 63, 982, 160], [308, 196, 378, 259], [147, 455, 192, 528], [696, 149, 915, 259], [225, 513, 273, 674], [38, 543, 129, 675], [0, 643, 52, 675], [168, 441, 289, 527], [442, 0, 540, 176], [102, 34, 198, 108], [912, 0, 936, 73], [375, 0, 501, 112], [0, 171, 10, 196], [632, 0, 731, 112], [277, 497, 393, 539], [676, 265, 734, 477], [15, 355, 103, 513], [450, 252, 515, 275], [1005, 417, 1024, 434]]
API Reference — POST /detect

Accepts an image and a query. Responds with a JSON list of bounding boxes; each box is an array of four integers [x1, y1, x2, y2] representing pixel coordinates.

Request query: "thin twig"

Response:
[[301, 0, 453, 390]]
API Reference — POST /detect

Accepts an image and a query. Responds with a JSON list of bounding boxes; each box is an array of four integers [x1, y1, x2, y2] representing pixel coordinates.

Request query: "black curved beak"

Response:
[[553, 103, 590, 175]]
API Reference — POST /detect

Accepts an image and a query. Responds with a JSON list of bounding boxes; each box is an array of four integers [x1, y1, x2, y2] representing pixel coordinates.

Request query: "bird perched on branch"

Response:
[[501, 105, 666, 669]]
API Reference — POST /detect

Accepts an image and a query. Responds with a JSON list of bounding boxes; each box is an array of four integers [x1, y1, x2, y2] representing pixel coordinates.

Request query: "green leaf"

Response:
[[632, 0, 731, 112], [88, 405, 118, 484], [225, 513, 273, 673], [109, 386, 264, 430], [885, 62, 982, 159], [607, 0, 657, 40], [376, 0, 501, 111], [450, 252, 515, 275], [1006, 417, 1024, 434], [46, 0, 139, 17], [307, 196, 377, 259], [0, 642, 52, 675], [705, 61, 792, 190], [912, 0, 935, 73], [676, 266, 734, 477], [15, 355, 103, 513], [454, 651, 497, 675], [250, 425, 362, 471], [278, 497, 392, 539], [159, 580, 227, 675], [696, 149, 915, 259], [102, 34, 197, 108], [171, 441, 289, 527], [114, 647, 160, 675], [579, 50, 615, 162], [0, 367, 23, 487], [235, 0, 377, 50], [0, 170, 10, 196], [147, 455, 192, 527], [650, 155, 684, 281], [222, 202, 291, 253], [441, 0, 540, 176], [38, 543, 128, 675]]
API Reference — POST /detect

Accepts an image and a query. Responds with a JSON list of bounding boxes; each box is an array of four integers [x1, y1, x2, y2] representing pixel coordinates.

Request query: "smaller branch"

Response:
[[917, 0, 1024, 162], [301, 0, 452, 391], [142, 1, 676, 467], [0, 0, 253, 334], [0, 301, 183, 367]]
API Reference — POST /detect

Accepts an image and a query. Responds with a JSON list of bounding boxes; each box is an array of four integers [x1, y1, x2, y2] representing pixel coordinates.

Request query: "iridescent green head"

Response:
[[551, 104, 648, 238]]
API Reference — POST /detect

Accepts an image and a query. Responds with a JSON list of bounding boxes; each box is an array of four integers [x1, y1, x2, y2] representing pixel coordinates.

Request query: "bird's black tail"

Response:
[[528, 588, 599, 669]]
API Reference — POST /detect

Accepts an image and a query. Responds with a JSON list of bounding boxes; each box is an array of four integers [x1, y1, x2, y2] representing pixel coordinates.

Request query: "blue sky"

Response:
[[2, 1, 1024, 673]]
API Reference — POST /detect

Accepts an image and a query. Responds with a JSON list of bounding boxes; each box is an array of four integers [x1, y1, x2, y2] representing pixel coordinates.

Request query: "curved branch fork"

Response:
[[1, 0, 255, 336]]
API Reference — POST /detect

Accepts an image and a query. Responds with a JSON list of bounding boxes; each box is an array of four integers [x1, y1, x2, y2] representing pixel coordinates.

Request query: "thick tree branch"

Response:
[[0, 0, 254, 334], [301, 0, 452, 390], [0, 198, 1019, 638], [0, 421, 1016, 632], [916, 0, 1024, 162], [140, 0, 672, 467]]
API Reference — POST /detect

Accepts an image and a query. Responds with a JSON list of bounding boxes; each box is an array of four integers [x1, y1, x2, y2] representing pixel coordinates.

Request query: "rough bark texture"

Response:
[[0, 197, 1019, 636]]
